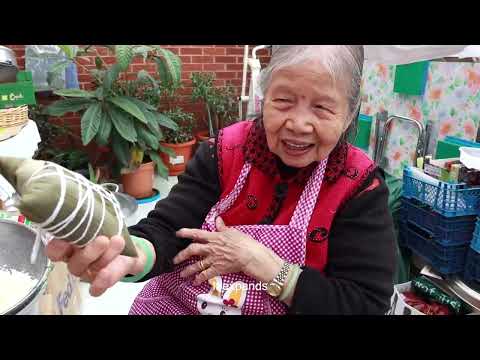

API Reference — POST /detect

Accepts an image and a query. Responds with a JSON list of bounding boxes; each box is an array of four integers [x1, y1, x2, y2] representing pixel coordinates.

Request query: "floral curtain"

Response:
[[360, 61, 480, 178]]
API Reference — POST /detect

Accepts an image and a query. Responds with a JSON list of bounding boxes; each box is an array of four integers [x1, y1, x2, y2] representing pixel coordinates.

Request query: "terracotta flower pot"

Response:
[[194, 130, 211, 152], [121, 162, 155, 199], [195, 130, 210, 143], [160, 139, 197, 176]]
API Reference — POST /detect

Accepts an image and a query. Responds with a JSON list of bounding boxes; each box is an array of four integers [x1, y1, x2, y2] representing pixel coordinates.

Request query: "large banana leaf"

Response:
[[152, 47, 182, 87], [44, 98, 95, 116], [148, 151, 168, 179], [108, 96, 147, 124], [115, 45, 134, 71], [55, 89, 96, 98], [81, 103, 103, 145], [108, 104, 137, 142]]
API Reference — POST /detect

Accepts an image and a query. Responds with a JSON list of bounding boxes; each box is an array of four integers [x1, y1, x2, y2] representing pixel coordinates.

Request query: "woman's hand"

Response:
[[44, 236, 153, 297], [174, 217, 283, 286]]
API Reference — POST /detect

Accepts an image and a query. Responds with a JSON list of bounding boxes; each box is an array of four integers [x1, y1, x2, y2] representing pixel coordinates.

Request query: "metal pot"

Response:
[[100, 183, 138, 218], [0, 63, 18, 84], [0, 46, 17, 67], [446, 277, 480, 314], [0, 46, 18, 83], [0, 219, 50, 315]]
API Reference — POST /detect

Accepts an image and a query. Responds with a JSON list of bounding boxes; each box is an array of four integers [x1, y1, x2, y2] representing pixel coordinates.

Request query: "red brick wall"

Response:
[[7, 45, 269, 113], [6, 45, 270, 150]]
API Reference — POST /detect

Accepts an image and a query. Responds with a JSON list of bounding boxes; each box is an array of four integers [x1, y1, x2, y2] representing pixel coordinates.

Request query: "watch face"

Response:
[[267, 283, 282, 298]]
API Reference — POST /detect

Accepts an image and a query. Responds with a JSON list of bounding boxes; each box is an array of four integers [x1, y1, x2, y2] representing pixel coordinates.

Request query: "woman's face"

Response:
[[262, 61, 350, 168]]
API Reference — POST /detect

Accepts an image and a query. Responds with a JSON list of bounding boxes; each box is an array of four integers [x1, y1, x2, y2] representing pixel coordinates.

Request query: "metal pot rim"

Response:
[[0, 219, 51, 315], [445, 276, 480, 313], [0, 46, 18, 67]]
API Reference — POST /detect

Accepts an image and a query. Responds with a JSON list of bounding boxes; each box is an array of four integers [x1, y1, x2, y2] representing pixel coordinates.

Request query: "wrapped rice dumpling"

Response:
[[0, 156, 137, 257]]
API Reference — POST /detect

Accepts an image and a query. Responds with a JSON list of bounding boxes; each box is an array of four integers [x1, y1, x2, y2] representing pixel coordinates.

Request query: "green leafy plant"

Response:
[[191, 72, 238, 137], [30, 105, 81, 162], [44, 45, 181, 179], [138, 72, 196, 145], [162, 107, 195, 144], [88, 163, 100, 184], [212, 82, 238, 129], [46, 149, 89, 171], [191, 72, 216, 137]]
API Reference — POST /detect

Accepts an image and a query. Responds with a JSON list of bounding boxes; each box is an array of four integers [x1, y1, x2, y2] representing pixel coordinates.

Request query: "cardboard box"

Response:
[[38, 262, 82, 315], [388, 281, 479, 315], [388, 282, 425, 315]]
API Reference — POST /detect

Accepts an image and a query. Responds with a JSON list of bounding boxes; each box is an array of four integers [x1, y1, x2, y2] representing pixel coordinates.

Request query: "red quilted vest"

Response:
[[217, 121, 376, 272]]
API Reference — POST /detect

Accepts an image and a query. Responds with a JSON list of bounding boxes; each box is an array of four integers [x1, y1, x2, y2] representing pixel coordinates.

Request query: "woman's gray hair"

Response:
[[259, 45, 364, 127]]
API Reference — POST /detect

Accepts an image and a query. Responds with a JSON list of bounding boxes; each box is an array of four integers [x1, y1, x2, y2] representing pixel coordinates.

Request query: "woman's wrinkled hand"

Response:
[[174, 217, 283, 286], [44, 235, 151, 297]]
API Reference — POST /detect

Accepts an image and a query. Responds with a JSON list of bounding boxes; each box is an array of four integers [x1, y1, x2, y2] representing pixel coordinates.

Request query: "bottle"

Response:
[[417, 157, 424, 169], [449, 164, 461, 183]]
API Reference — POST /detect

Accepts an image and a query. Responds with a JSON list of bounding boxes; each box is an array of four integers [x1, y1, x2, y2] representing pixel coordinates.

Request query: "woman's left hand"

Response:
[[174, 217, 283, 286]]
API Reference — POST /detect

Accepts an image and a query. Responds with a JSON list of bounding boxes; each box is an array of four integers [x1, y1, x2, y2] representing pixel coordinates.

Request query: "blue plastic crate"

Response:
[[464, 247, 480, 282], [401, 222, 468, 275], [403, 168, 480, 217], [401, 197, 476, 246], [398, 221, 407, 247], [470, 220, 480, 253]]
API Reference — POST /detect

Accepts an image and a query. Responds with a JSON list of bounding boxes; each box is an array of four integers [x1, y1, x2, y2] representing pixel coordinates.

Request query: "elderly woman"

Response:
[[46, 45, 396, 315]]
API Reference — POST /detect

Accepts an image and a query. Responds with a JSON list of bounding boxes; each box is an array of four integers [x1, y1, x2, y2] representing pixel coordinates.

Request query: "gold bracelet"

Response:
[[278, 265, 298, 302]]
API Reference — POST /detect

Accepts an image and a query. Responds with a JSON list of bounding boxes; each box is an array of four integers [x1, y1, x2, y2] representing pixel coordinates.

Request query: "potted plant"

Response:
[[190, 72, 216, 142], [213, 82, 238, 129], [160, 107, 196, 176], [142, 76, 197, 176], [191, 72, 238, 143], [44, 45, 180, 199]]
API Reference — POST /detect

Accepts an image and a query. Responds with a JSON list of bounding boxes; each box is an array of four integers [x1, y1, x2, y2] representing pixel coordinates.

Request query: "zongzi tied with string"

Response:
[[0, 156, 137, 257]]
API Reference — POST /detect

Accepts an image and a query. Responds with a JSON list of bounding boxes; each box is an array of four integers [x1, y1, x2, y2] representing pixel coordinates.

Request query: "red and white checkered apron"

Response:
[[129, 158, 328, 315]]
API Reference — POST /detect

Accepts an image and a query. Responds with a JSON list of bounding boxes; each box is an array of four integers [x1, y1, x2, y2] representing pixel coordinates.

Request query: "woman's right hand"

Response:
[[45, 236, 152, 297]]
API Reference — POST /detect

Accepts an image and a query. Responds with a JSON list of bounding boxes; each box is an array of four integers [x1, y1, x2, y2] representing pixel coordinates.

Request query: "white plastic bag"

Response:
[[25, 45, 67, 91]]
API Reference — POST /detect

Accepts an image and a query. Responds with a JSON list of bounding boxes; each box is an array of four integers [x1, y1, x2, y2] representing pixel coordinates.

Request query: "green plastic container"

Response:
[[435, 136, 480, 159], [394, 61, 430, 96], [0, 71, 36, 109], [436, 140, 461, 159], [351, 114, 372, 150]]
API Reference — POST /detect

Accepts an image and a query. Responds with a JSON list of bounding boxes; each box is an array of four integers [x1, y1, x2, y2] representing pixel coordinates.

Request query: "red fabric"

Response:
[[355, 178, 381, 199], [217, 120, 376, 272]]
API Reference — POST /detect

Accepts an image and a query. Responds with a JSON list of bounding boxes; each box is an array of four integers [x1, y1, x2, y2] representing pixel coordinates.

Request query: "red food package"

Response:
[[403, 291, 452, 315]]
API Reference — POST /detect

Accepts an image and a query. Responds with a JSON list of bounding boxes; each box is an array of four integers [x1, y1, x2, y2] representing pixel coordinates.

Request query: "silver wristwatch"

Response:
[[266, 262, 291, 298]]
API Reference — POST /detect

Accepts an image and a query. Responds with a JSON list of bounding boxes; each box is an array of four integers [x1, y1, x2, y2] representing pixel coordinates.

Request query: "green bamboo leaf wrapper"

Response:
[[412, 276, 464, 315], [0, 156, 137, 257]]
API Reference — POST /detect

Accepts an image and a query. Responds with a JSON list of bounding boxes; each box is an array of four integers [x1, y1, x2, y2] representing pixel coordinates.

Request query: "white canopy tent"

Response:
[[363, 45, 473, 64], [240, 45, 478, 120]]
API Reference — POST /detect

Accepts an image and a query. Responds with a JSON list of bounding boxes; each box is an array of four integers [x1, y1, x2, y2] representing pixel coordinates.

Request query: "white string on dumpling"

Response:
[[25, 162, 125, 264]]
